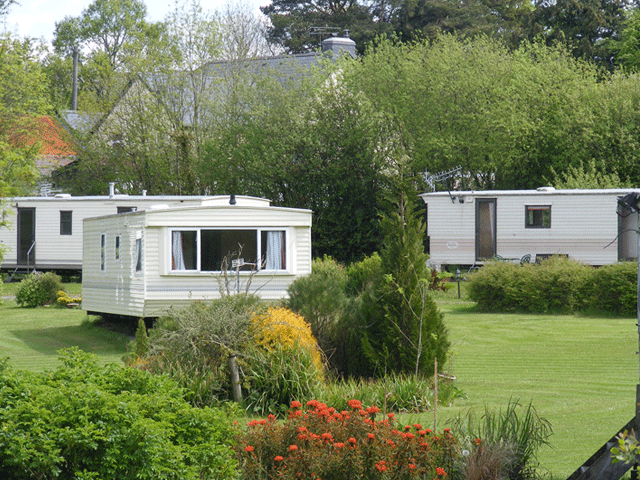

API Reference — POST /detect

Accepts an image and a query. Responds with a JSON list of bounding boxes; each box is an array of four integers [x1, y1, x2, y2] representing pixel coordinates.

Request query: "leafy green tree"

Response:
[[530, 0, 627, 68], [347, 35, 602, 191], [361, 193, 449, 377], [551, 160, 630, 189], [390, 0, 532, 46], [60, 0, 223, 195], [607, 7, 640, 72], [53, 0, 150, 68], [0, 35, 52, 260], [200, 57, 389, 263], [260, 0, 390, 54]]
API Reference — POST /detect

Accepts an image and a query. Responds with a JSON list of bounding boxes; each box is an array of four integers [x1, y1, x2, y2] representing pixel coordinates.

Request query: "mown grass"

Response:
[[0, 282, 129, 371], [416, 284, 638, 479], [1, 279, 637, 479]]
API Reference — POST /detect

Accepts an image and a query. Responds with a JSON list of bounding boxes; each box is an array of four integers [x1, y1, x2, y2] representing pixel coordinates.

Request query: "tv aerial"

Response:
[[309, 26, 342, 43], [424, 166, 463, 203]]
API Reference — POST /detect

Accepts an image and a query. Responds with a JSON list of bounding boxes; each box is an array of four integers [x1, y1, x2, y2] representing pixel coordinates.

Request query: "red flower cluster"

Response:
[[235, 399, 457, 479]]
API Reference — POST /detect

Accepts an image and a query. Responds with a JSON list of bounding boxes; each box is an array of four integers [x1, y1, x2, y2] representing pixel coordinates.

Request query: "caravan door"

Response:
[[476, 198, 496, 260], [17, 207, 35, 266]]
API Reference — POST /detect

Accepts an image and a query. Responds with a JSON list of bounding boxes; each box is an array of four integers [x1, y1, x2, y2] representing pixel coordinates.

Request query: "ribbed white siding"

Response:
[[82, 214, 147, 317], [1, 195, 205, 270], [82, 202, 313, 318], [422, 189, 639, 267]]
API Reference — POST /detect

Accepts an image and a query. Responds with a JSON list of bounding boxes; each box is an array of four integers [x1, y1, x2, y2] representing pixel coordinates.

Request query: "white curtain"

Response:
[[172, 231, 185, 270], [264, 231, 284, 270]]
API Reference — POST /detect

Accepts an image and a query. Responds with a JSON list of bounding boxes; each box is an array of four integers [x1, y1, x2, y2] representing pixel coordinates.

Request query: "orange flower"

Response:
[[244, 445, 254, 452], [475, 438, 482, 445], [289, 444, 298, 451], [375, 460, 388, 472], [291, 400, 302, 409], [367, 433, 376, 440], [348, 437, 357, 445], [436, 467, 448, 476], [347, 399, 362, 410], [274, 455, 284, 461]]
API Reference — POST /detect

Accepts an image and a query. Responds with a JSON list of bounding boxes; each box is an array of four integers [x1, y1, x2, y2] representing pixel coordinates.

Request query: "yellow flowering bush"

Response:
[[252, 307, 323, 371], [56, 290, 82, 307]]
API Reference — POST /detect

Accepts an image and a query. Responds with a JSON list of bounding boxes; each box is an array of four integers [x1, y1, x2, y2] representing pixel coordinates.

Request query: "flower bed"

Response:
[[236, 399, 458, 479]]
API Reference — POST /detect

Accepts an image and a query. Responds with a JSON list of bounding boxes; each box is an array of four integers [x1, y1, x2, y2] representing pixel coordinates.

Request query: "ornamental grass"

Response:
[[235, 399, 458, 479]]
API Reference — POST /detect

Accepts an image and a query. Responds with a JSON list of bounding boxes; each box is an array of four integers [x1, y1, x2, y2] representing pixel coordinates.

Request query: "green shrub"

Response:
[[589, 261, 637, 316], [452, 399, 552, 480], [243, 343, 324, 416], [0, 348, 239, 479], [235, 399, 458, 480], [15, 271, 62, 307], [468, 258, 597, 314], [134, 294, 263, 406], [286, 256, 349, 356], [316, 372, 466, 414], [286, 255, 384, 378]]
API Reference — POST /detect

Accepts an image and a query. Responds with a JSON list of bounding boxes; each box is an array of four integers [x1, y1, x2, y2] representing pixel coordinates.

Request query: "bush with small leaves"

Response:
[[0, 348, 239, 479], [15, 271, 62, 307]]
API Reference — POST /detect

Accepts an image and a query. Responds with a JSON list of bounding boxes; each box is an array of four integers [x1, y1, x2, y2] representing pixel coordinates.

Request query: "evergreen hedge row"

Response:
[[467, 257, 637, 316]]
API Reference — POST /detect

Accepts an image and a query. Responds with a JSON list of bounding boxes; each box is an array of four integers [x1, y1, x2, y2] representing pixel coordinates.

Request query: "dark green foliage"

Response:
[[531, 0, 627, 69], [452, 399, 552, 480], [589, 261, 638, 317], [361, 194, 449, 377], [285, 256, 349, 358], [243, 343, 324, 416], [15, 271, 62, 307], [0, 348, 239, 479], [285, 254, 384, 378], [468, 258, 637, 315], [140, 295, 263, 406]]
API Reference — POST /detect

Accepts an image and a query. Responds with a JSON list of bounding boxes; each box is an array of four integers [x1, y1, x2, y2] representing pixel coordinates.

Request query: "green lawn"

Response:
[[0, 283, 129, 371], [414, 291, 639, 480], [1, 281, 637, 479]]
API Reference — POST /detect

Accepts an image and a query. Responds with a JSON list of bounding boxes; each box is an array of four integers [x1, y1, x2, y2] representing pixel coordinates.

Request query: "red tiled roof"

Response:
[[6, 115, 77, 174]]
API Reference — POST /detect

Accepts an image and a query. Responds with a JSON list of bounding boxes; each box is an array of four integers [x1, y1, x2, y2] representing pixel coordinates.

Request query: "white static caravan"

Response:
[[420, 187, 640, 269], [81, 196, 312, 318], [0, 190, 206, 275]]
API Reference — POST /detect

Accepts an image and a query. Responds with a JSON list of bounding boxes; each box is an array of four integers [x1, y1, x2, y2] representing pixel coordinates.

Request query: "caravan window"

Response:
[[100, 233, 106, 271], [60, 211, 72, 235], [525, 206, 551, 228], [171, 229, 286, 272]]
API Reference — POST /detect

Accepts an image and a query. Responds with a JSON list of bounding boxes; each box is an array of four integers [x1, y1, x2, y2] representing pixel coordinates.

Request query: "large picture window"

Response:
[[171, 229, 286, 272], [525, 205, 551, 228]]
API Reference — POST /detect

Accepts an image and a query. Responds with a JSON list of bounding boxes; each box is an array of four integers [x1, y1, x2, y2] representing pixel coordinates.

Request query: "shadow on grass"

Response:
[[10, 321, 129, 357]]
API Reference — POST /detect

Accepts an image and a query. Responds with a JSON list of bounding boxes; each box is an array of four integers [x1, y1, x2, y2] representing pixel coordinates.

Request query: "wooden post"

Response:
[[434, 358, 438, 431], [228, 354, 242, 403]]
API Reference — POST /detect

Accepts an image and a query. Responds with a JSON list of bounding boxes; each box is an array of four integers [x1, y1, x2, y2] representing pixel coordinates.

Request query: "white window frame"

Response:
[[135, 232, 143, 274], [169, 227, 287, 273]]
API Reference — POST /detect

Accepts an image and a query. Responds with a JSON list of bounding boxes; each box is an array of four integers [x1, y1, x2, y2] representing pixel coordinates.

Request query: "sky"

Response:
[[2, 0, 268, 44]]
